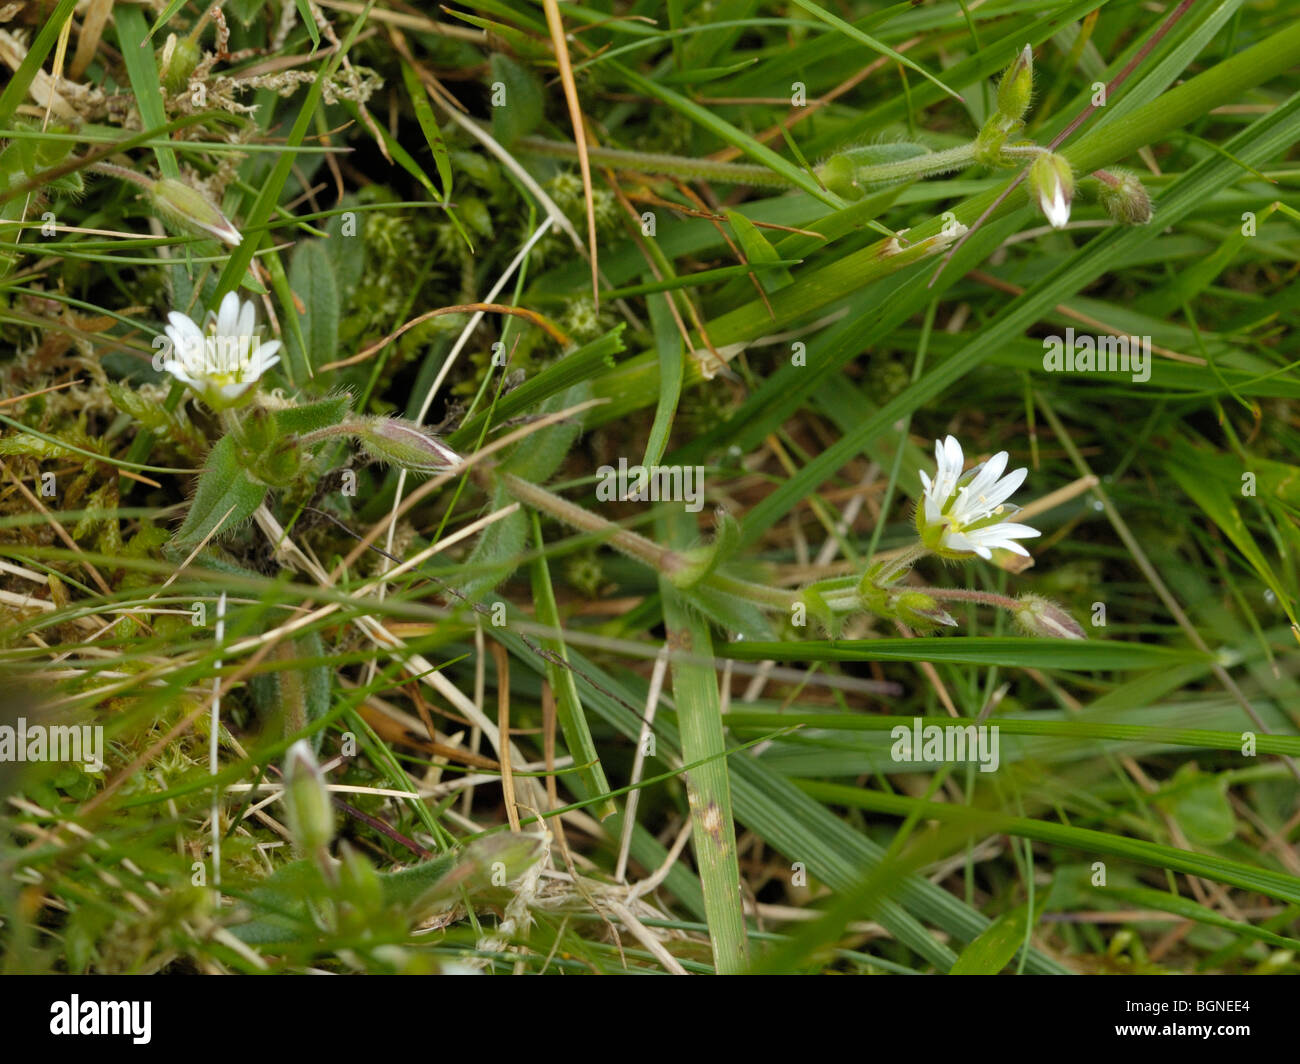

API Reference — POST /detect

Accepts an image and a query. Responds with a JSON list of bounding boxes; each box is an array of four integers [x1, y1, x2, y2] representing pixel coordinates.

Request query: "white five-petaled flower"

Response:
[[162, 292, 281, 409], [917, 435, 1041, 560]]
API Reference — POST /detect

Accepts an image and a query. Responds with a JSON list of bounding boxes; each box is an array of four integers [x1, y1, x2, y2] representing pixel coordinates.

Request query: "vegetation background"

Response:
[[0, 0, 1297, 975]]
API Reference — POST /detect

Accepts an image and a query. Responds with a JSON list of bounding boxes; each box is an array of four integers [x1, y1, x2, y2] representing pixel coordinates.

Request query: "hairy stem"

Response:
[[520, 136, 982, 189], [923, 587, 1021, 611], [500, 473, 683, 574]]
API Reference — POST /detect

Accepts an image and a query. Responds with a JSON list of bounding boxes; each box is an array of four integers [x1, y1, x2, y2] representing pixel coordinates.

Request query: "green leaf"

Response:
[[448, 328, 624, 449], [1103, 886, 1300, 952], [226, 0, 270, 25], [786, 0, 961, 103], [215, 8, 373, 299], [528, 513, 615, 820], [114, 5, 179, 178], [325, 199, 367, 295], [678, 582, 773, 641], [173, 435, 269, 552], [719, 636, 1209, 671], [300, 630, 332, 754], [500, 384, 589, 482], [799, 781, 1300, 906], [105, 379, 203, 456], [1159, 765, 1236, 847], [488, 53, 543, 147], [661, 511, 750, 974], [1166, 456, 1298, 628], [951, 896, 1047, 974], [229, 835, 541, 945], [400, 62, 453, 200], [295, 0, 321, 49], [725, 209, 794, 292], [0, 0, 78, 126], [288, 241, 340, 375], [272, 395, 352, 437], [460, 481, 529, 602]]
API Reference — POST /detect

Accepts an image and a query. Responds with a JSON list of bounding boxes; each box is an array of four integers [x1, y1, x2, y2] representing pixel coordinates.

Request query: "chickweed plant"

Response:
[[0, 0, 1297, 982]]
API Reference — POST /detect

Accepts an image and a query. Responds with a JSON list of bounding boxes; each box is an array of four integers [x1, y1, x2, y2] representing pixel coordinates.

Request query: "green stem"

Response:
[[519, 136, 980, 189], [998, 144, 1047, 161], [869, 542, 931, 586], [297, 423, 357, 448], [708, 571, 797, 610], [500, 473, 684, 575], [88, 160, 156, 192], [860, 143, 978, 182], [518, 136, 796, 188], [924, 587, 1020, 611]]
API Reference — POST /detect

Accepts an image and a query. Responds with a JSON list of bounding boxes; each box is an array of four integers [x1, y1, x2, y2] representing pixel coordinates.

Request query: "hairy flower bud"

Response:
[[996, 45, 1034, 122], [890, 590, 958, 631], [149, 176, 242, 246], [1013, 594, 1086, 640], [283, 740, 335, 853], [355, 417, 461, 475], [158, 33, 202, 95], [1028, 152, 1074, 229], [1097, 169, 1153, 225]]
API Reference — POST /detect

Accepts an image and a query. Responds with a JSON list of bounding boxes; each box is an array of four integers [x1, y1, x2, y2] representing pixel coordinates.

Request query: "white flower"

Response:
[[1029, 152, 1074, 230], [917, 435, 1040, 559], [162, 292, 281, 408], [1042, 184, 1069, 228]]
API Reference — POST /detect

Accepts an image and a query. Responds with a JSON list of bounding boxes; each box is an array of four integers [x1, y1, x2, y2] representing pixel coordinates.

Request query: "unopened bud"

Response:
[[890, 590, 958, 631], [356, 417, 461, 475], [1028, 152, 1074, 229], [150, 177, 242, 246], [996, 45, 1034, 122], [1096, 169, 1153, 225], [1013, 594, 1086, 639], [158, 33, 202, 95], [283, 739, 335, 853]]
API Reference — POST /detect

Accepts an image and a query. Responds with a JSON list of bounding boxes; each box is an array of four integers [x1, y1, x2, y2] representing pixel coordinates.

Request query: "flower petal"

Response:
[[216, 291, 241, 337], [235, 297, 255, 341]]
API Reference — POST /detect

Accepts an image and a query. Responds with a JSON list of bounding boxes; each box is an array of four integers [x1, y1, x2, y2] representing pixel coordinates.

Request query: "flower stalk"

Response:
[[496, 435, 1083, 639]]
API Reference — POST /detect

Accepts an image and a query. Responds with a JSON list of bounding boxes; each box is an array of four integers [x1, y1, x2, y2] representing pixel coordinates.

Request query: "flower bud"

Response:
[[1013, 594, 1086, 640], [149, 177, 242, 246], [1097, 169, 1153, 225], [890, 589, 957, 631], [283, 739, 335, 853], [857, 575, 891, 615], [996, 45, 1034, 122], [355, 417, 460, 475], [158, 33, 202, 95], [255, 437, 304, 487], [232, 405, 276, 457], [1028, 152, 1074, 229]]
